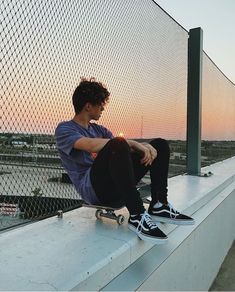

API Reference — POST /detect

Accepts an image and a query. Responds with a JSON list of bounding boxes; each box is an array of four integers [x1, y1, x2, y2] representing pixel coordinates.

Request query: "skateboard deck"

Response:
[[82, 183, 151, 225]]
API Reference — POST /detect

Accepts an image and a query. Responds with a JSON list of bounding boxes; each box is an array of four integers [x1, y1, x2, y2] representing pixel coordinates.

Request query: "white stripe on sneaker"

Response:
[[151, 209, 178, 215], [129, 218, 150, 232]]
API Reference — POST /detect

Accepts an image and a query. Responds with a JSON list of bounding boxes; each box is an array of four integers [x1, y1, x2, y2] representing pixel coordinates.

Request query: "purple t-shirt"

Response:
[[55, 120, 114, 204]]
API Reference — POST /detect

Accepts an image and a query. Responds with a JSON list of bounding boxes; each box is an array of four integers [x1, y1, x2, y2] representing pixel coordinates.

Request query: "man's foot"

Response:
[[128, 211, 168, 244], [148, 202, 195, 225]]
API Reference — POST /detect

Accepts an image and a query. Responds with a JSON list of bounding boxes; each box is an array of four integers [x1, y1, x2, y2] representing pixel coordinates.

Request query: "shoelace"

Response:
[[168, 202, 180, 219], [137, 211, 159, 234]]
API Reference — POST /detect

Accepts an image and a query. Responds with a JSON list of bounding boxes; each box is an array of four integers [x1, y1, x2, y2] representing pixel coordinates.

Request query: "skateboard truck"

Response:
[[95, 209, 125, 225], [82, 202, 125, 225], [81, 185, 150, 225]]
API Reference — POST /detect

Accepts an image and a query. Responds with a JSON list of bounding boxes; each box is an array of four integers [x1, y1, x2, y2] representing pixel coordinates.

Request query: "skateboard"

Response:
[[82, 183, 151, 225], [82, 202, 125, 225]]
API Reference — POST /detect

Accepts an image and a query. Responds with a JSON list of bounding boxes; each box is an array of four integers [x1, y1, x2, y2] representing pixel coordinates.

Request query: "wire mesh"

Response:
[[201, 53, 235, 165], [1, 0, 189, 229], [202, 53, 235, 140]]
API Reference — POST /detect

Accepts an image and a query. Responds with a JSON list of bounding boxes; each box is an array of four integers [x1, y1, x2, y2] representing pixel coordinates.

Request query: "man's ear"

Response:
[[84, 102, 92, 111]]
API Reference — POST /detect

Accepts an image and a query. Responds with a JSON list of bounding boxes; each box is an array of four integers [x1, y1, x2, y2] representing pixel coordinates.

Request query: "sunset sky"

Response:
[[155, 0, 235, 140], [155, 0, 235, 84], [1, 0, 234, 140]]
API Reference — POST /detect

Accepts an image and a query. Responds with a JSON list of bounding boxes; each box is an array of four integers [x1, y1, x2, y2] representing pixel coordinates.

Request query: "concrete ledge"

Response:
[[0, 157, 235, 291], [103, 182, 235, 291]]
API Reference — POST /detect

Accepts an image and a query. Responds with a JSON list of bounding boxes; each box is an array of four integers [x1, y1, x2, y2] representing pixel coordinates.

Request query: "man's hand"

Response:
[[128, 141, 157, 166], [142, 143, 157, 162]]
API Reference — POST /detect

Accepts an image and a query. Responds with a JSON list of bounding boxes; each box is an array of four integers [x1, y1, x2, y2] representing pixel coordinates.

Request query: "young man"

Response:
[[55, 78, 194, 244]]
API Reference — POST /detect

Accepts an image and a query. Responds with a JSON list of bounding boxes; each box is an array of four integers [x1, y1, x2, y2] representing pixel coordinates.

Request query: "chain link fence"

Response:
[[201, 53, 235, 166], [1, 0, 234, 230], [0, 0, 188, 229]]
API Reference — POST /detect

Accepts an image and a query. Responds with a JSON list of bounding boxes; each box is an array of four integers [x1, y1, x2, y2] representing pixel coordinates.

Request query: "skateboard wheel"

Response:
[[117, 215, 125, 225], [95, 209, 103, 219]]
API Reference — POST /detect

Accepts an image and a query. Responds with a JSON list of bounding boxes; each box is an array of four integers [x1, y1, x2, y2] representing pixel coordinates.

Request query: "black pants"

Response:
[[90, 137, 170, 215]]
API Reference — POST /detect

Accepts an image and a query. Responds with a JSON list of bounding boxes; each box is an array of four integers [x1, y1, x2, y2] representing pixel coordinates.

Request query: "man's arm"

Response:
[[73, 137, 110, 153], [73, 137, 139, 154], [73, 137, 157, 166]]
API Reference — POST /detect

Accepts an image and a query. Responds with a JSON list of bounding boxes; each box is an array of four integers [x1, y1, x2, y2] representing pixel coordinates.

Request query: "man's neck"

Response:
[[72, 114, 90, 129]]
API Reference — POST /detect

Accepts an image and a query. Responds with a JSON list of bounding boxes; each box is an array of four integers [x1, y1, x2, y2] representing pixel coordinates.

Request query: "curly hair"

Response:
[[72, 77, 110, 114]]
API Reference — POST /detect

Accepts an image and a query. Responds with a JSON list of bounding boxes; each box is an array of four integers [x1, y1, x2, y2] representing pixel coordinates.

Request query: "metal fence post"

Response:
[[186, 27, 203, 175]]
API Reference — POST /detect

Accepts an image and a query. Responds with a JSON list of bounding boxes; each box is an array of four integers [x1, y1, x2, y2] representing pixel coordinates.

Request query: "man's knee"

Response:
[[107, 137, 130, 152], [150, 138, 170, 153]]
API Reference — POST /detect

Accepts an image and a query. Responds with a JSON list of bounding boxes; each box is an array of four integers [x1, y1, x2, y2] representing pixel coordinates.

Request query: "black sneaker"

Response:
[[128, 211, 168, 244], [148, 202, 195, 225]]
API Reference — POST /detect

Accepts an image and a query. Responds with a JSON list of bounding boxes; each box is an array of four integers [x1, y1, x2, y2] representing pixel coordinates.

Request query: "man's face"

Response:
[[87, 102, 105, 120]]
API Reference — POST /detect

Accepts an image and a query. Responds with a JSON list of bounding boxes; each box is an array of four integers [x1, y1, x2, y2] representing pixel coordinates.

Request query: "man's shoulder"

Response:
[[90, 122, 104, 129], [57, 120, 73, 127], [90, 123, 108, 133], [90, 123, 113, 139], [55, 120, 75, 134]]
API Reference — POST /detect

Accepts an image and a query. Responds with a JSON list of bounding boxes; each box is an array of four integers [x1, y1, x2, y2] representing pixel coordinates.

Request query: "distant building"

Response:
[[171, 152, 186, 160], [12, 141, 29, 147]]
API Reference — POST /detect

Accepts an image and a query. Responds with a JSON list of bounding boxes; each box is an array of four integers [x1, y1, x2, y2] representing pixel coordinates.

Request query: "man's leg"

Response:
[[130, 138, 170, 204], [90, 137, 145, 215], [147, 139, 195, 225], [149, 138, 170, 204], [90, 137, 168, 243]]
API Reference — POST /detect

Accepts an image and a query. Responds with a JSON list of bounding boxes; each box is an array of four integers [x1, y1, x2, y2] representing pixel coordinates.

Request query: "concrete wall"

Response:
[[139, 190, 235, 291], [0, 158, 234, 291], [102, 183, 235, 291]]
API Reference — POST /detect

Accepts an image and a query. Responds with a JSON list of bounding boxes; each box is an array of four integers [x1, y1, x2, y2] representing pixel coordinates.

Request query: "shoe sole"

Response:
[[128, 224, 168, 244], [150, 215, 195, 225]]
